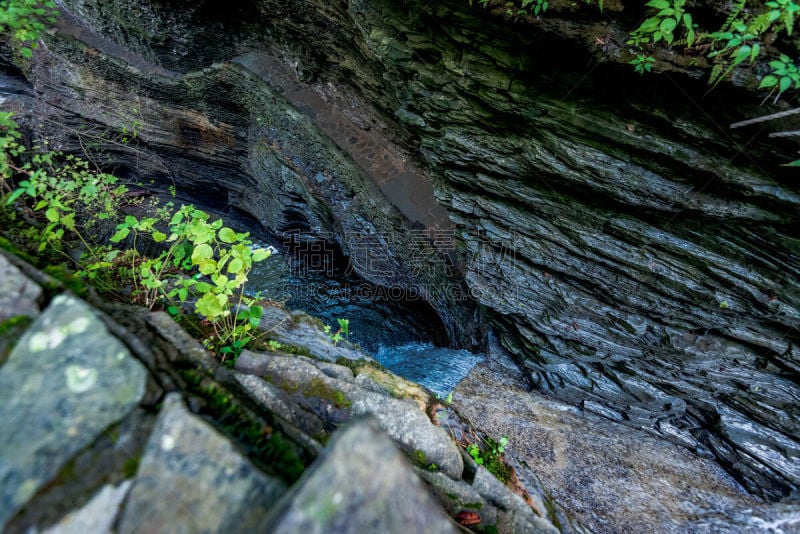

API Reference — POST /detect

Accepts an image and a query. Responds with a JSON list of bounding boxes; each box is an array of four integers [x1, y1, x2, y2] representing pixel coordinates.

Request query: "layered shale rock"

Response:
[[6, 0, 799, 507]]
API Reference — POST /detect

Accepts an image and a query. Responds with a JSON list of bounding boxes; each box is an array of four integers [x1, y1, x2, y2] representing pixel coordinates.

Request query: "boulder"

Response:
[[0, 294, 147, 527], [265, 419, 458, 533], [117, 394, 287, 533]]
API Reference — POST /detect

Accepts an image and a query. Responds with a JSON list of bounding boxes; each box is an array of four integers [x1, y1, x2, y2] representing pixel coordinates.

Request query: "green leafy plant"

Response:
[[758, 54, 800, 100], [628, 0, 696, 47], [630, 54, 656, 74], [325, 318, 350, 345], [2, 111, 272, 360], [764, 0, 799, 36], [0, 0, 59, 58], [521, 0, 548, 16], [118, 107, 143, 145], [2, 116, 127, 281], [706, 0, 800, 89], [110, 205, 272, 355], [467, 442, 484, 465], [470, 0, 602, 14], [466, 435, 511, 481], [707, 22, 762, 88]]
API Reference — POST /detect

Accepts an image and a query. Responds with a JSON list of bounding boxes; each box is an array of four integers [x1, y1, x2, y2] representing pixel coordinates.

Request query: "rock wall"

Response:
[[17, 0, 800, 501], [7, 6, 478, 347]]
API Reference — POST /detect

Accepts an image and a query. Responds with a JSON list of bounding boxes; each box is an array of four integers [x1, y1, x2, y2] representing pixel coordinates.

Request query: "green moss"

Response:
[[278, 377, 300, 393], [180, 368, 205, 387], [543, 493, 563, 531], [333, 357, 387, 375], [42, 265, 88, 297], [297, 313, 326, 330], [302, 377, 351, 409], [282, 344, 312, 357], [179, 372, 309, 483], [484, 456, 513, 483], [314, 432, 331, 446], [102, 425, 121, 444], [463, 501, 484, 509], [0, 315, 34, 363], [0, 236, 36, 264], [414, 449, 427, 466], [0, 315, 33, 337], [122, 456, 141, 478]]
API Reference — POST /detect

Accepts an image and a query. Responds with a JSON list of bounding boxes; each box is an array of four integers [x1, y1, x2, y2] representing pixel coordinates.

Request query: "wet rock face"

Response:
[[223, 0, 800, 500], [20, 4, 476, 348], [39, 0, 800, 501]]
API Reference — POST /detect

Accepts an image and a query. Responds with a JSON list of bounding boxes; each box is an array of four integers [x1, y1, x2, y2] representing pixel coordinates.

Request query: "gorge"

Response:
[[1, 0, 799, 531]]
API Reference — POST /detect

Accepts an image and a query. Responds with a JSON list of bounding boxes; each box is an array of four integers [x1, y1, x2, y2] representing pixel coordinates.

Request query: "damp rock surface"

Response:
[[0, 295, 146, 526], [117, 394, 287, 533], [264, 420, 458, 533]]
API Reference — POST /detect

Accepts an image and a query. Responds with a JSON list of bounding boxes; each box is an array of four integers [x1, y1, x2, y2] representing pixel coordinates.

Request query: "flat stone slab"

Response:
[[266, 420, 457, 533], [118, 394, 286, 533], [0, 294, 147, 527], [42, 481, 132, 534]]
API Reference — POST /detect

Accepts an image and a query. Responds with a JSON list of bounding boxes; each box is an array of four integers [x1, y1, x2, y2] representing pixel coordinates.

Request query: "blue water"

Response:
[[247, 241, 448, 351], [246, 240, 479, 394], [373, 342, 484, 398]]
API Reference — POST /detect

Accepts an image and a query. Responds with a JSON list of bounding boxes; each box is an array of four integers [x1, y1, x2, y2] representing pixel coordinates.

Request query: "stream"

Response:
[[248, 238, 483, 397]]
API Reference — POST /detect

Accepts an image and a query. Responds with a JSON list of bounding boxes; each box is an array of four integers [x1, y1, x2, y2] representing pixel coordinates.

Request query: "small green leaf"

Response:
[[228, 257, 243, 273], [191, 243, 214, 264], [152, 231, 167, 243], [218, 227, 237, 243], [780, 76, 793, 93], [252, 248, 271, 262], [45, 207, 59, 222], [110, 225, 129, 241], [192, 280, 209, 291], [660, 17, 677, 36], [734, 45, 751, 64], [198, 259, 217, 275], [759, 75, 779, 89]]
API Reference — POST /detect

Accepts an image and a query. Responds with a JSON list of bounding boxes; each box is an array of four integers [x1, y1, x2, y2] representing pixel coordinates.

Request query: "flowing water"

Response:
[[247, 241, 484, 395], [373, 342, 484, 397]]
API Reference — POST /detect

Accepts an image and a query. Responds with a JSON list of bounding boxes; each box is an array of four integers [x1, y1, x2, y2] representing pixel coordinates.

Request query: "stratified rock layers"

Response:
[[22, 0, 800, 501]]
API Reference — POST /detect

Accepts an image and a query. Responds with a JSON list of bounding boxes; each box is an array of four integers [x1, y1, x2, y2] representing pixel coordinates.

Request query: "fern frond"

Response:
[[722, 0, 746, 32]]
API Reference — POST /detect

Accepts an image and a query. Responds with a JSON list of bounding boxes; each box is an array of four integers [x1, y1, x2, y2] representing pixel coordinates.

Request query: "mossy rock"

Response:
[[302, 377, 352, 409]]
